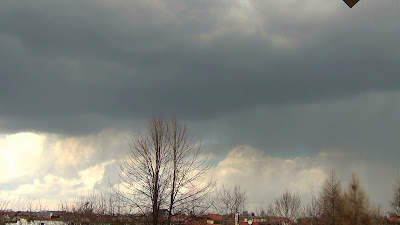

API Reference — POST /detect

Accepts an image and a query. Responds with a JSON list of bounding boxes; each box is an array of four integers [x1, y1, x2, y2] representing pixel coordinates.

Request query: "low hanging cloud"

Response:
[[14, 160, 114, 199], [211, 145, 394, 210], [0, 130, 129, 209], [0, 133, 50, 184], [0, 131, 396, 211]]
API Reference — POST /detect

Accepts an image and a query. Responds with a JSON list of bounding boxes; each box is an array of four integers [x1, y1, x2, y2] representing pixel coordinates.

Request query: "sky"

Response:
[[1, 0, 400, 212]]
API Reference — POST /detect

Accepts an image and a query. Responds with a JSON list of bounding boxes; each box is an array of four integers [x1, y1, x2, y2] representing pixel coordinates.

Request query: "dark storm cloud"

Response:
[[191, 91, 400, 161], [0, 0, 399, 134]]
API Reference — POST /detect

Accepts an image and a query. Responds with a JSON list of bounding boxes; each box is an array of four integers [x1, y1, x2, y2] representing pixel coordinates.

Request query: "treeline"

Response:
[[253, 171, 400, 225]]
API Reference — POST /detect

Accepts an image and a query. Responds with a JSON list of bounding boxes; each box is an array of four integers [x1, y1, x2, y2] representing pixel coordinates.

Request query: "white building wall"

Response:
[[7, 218, 67, 225]]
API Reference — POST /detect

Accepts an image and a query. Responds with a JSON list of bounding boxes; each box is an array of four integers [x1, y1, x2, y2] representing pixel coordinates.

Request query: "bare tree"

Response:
[[60, 189, 131, 225], [0, 190, 21, 225], [118, 115, 214, 225], [255, 203, 268, 218], [0, 190, 18, 225], [391, 172, 400, 216], [370, 203, 385, 225], [177, 193, 215, 218], [317, 170, 344, 225], [0, 191, 14, 212], [304, 187, 320, 225], [23, 196, 46, 222], [256, 203, 275, 224], [166, 118, 214, 225], [272, 190, 302, 224], [213, 185, 247, 225], [119, 115, 170, 225], [103, 186, 128, 216], [60, 192, 99, 224], [342, 173, 371, 225]]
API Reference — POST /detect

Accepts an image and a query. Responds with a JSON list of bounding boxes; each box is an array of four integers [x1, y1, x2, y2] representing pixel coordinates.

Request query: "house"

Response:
[[390, 214, 400, 223], [185, 216, 207, 225], [205, 214, 223, 224], [7, 218, 67, 225]]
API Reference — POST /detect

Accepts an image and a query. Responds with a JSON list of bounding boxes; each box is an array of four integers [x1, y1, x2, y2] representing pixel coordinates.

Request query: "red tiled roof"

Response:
[[390, 215, 400, 222], [186, 219, 207, 225], [207, 214, 223, 221]]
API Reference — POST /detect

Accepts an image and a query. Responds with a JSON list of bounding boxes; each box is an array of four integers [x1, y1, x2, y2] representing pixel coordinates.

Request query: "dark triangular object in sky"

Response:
[[343, 0, 360, 8]]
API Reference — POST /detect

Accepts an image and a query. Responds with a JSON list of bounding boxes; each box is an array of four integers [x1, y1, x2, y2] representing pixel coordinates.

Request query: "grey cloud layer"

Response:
[[196, 92, 400, 159], [1, 0, 400, 134]]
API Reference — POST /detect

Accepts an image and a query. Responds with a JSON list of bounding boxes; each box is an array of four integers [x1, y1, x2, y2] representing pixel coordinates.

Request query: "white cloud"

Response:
[[14, 160, 115, 209], [211, 145, 326, 206], [0, 132, 395, 211], [0, 130, 128, 209], [78, 160, 115, 190], [0, 133, 47, 183], [0, 130, 129, 184], [53, 137, 95, 170], [210, 145, 394, 211]]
